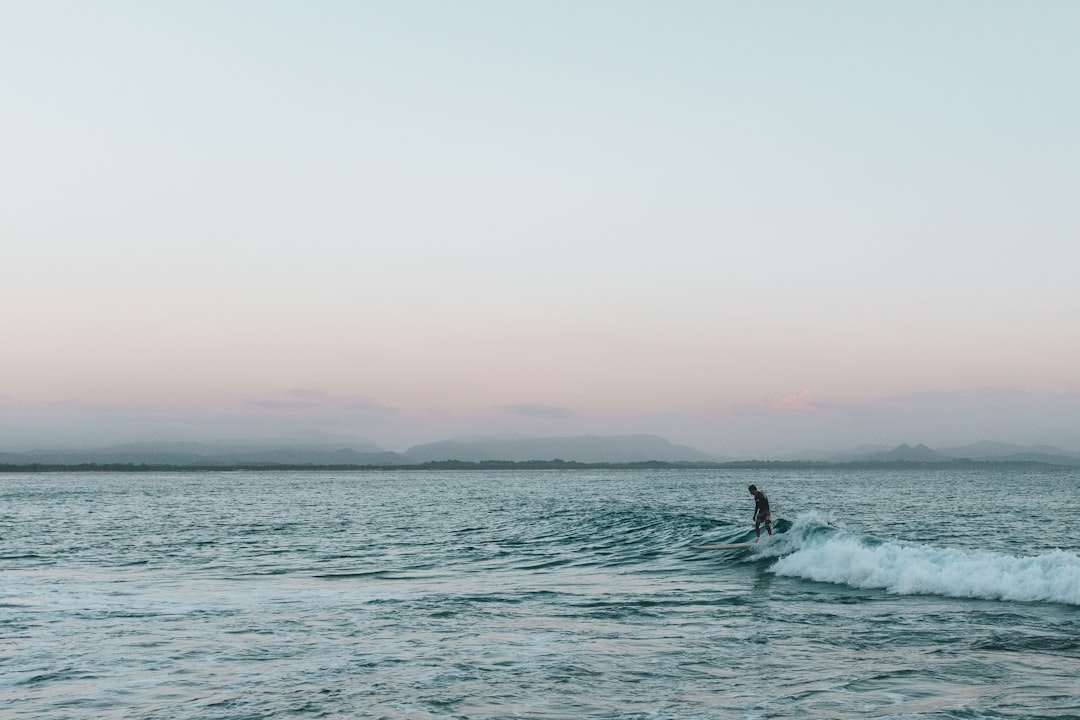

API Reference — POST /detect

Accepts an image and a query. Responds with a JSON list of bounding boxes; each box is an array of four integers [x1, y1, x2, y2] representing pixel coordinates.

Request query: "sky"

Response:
[[3, 1, 1079, 456]]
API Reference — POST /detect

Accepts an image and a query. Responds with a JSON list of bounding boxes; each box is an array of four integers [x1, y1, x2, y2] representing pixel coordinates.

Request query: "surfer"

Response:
[[749, 484, 772, 537]]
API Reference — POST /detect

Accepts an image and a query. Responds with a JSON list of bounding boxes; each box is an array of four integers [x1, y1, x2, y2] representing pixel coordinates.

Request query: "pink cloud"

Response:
[[773, 390, 816, 412]]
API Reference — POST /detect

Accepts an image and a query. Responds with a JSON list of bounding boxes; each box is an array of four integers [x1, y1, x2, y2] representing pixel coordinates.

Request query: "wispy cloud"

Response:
[[499, 404, 576, 419], [737, 390, 819, 415], [772, 390, 817, 412], [246, 389, 397, 416]]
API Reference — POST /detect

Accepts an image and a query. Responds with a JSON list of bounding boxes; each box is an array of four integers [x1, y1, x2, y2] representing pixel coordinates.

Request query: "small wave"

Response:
[[765, 513, 1080, 606], [971, 631, 1080, 654], [315, 570, 396, 580], [503, 505, 734, 568]]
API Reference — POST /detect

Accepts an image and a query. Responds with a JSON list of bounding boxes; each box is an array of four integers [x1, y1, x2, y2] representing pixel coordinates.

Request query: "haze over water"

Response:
[[4, 466, 1079, 719]]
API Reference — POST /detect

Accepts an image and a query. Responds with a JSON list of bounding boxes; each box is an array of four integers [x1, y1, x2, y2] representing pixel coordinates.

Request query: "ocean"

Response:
[[3, 467, 1078, 719]]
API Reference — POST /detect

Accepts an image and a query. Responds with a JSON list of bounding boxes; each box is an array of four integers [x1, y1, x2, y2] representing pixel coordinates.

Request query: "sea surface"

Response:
[[3, 466, 1079, 719]]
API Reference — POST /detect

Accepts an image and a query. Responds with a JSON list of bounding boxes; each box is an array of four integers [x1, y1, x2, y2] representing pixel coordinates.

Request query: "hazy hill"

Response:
[[830, 443, 951, 463], [1, 440, 400, 467], [0, 435, 721, 466], [824, 442, 1080, 466], [936, 441, 1080, 464], [4, 437, 1079, 468], [785, 444, 892, 462], [402, 434, 723, 464]]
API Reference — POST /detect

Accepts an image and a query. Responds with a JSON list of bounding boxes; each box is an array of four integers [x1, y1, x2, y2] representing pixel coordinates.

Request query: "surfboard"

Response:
[[693, 542, 755, 550]]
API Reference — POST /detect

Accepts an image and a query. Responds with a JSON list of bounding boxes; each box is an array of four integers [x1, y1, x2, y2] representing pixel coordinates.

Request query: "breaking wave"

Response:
[[761, 512, 1080, 606]]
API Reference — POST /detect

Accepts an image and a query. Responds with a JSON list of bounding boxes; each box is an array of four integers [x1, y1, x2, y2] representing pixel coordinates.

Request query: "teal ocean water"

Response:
[[3, 467, 1079, 719]]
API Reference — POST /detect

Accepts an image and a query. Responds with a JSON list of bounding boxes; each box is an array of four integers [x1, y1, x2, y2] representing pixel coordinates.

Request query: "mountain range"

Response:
[[2, 436, 1079, 467], [819, 441, 1080, 466]]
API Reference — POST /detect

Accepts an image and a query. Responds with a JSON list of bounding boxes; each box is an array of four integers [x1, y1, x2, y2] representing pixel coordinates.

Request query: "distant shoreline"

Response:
[[1, 459, 1074, 473]]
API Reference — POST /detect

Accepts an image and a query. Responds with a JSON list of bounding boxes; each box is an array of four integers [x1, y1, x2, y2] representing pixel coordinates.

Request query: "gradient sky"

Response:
[[3, 1, 1079, 455]]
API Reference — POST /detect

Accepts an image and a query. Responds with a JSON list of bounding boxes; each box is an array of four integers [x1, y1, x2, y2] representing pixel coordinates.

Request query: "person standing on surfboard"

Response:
[[749, 485, 772, 537]]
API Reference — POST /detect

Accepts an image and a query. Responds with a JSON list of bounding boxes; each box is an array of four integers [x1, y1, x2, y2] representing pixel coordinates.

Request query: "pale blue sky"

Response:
[[3, 1, 1079, 454]]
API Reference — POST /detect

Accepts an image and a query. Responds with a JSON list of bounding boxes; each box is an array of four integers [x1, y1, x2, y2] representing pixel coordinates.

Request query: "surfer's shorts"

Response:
[[755, 514, 771, 524]]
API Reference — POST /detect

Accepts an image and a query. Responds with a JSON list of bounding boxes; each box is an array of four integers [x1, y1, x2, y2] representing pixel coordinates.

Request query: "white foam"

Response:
[[767, 515, 1080, 605]]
